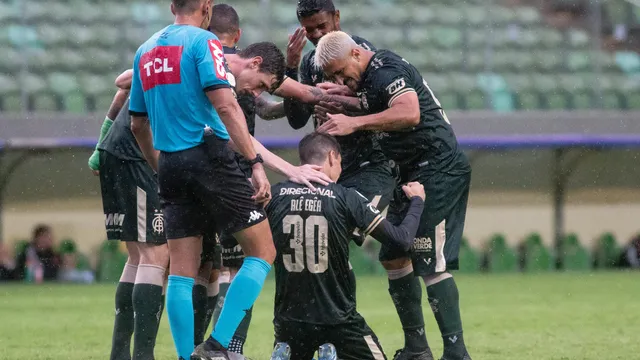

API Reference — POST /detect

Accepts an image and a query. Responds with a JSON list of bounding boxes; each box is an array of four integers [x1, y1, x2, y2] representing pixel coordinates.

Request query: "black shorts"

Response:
[[158, 137, 267, 241], [274, 319, 386, 360], [220, 232, 245, 268], [383, 169, 471, 276], [201, 231, 222, 270], [338, 161, 396, 241], [99, 151, 166, 244]]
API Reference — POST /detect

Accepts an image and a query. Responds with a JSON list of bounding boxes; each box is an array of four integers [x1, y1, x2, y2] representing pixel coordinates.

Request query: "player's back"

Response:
[[266, 181, 381, 325], [132, 24, 230, 152], [98, 98, 145, 161]]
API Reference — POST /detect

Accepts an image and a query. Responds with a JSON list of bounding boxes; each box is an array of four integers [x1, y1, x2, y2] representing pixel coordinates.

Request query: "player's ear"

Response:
[[170, 2, 176, 16], [333, 10, 341, 27], [352, 47, 361, 61], [251, 56, 263, 70], [235, 28, 243, 45]]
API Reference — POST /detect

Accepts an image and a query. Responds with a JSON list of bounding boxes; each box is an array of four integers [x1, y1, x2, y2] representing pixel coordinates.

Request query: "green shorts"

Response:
[[99, 151, 166, 244], [382, 170, 471, 276]]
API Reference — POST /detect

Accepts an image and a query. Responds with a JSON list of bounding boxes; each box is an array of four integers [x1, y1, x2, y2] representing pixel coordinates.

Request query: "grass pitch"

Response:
[[0, 272, 638, 360]]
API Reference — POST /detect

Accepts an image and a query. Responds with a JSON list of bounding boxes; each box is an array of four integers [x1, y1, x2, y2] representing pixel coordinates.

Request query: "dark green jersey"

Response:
[[266, 181, 383, 325], [224, 46, 256, 176], [97, 98, 145, 161], [300, 35, 386, 177], [358, 50, 470, 174]]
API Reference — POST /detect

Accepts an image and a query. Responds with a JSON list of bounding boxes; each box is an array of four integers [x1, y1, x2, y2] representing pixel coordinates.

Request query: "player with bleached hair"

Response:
[[314, 31, 473, 360]]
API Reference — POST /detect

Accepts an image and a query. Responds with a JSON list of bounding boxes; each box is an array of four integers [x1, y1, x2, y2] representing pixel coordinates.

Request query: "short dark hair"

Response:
[[238, 42, 286, 92], [296, 0, 336, 19], [298, 132, 341, 165], [172, 0, 203, 13], [209, 4, 240, 36], [33, 224, 51, 240]]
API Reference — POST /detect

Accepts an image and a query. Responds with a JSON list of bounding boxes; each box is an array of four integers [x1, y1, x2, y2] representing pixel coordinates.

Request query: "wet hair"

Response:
[[296, 0, 336, 19], [238, 42, 286, 92], [209, 4, 240, 36], [298, 132, 341, 165]]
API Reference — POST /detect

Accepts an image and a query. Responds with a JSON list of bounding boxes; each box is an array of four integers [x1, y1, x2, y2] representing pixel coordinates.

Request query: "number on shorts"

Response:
[[282, 215, 329, 273], [422, 79, 450, 124]]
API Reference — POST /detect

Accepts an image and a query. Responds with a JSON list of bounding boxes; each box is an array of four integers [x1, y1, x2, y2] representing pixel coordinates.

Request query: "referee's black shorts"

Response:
[[158, 136, 267, 242]]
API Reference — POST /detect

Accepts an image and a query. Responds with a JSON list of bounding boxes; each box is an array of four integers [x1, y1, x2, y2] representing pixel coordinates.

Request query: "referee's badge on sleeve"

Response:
[[208, 39, 228, 80]]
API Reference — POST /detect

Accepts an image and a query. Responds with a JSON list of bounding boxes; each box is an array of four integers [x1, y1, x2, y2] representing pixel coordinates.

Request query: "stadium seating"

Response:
[[1, 0, 640, 111]]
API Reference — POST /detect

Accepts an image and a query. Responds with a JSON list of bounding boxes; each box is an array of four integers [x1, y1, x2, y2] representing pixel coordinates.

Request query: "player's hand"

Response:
[[402, 182, 425, 201], [287, 164, 333, 191], [316, 82, 355, 96], [316, 113, 357, 136], [287, 27, 307, 69], [92, 170, 99, 176], [250, 164, 272, 205]]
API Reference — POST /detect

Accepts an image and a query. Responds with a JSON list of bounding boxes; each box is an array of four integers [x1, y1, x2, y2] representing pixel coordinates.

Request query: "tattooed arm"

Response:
[[255, 95, 285, 120]]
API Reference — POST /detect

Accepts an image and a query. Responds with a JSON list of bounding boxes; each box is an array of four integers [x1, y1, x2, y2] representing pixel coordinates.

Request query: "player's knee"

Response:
[[422, 271, 452, 286], [381, 257, 412, 271], [125, 242, 141, 265], [209, 268, 220, 283], [138, 243, 169, 268]]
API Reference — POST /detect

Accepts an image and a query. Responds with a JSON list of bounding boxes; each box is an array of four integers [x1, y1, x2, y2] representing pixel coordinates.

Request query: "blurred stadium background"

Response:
[[2, 0, 640, 359], [2, 0, 640, 274]]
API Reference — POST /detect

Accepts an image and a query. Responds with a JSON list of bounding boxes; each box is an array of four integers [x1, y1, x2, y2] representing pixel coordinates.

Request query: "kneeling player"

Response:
[[265, 133, 426, 360], [89, 70, 169, 360]]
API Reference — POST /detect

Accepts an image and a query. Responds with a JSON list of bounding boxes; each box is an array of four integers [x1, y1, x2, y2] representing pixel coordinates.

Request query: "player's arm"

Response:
[[351, 91, 420, 131], [87, 87, 129, 173], [255, 95, 285, 120], [347, 182, 425, 250], [129, 53, 159, 172], [115, 69, 133, 90]]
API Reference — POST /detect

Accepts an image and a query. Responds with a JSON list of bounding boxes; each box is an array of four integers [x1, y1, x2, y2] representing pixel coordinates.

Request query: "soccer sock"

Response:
[[228, 306, 252, 354], [204, 279, 220, 336], [166, 275, 195, 360], [388, 265, 430, 353], [132, 264, 165, 360], [110, 264, 137, 360], [210, 257, 271, 348], [211, 271, 231, 328], [193, 276, 209, 345], [426, 275, 467, 359]]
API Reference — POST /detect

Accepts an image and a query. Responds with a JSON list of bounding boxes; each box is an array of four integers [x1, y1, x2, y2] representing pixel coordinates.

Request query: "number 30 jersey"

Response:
[[266, 181, 383, 325]]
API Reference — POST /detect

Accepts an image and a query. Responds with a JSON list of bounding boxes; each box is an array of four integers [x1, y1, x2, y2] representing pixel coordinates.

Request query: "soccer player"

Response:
[[202, 5, 287, 354], [266, 132, 426, 360], [282, 2, 433, 360], [314, 31, 473, 360], [128, 1, 331, 359], [88, 70, 168, 360]]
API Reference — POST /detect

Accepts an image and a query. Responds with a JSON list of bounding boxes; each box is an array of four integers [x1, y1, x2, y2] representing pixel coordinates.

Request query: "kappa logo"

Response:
[[367, 203, 381, 214], [386, 78, 407, 95], [152, 211, 164, 234], [248, 210, 264, 223]]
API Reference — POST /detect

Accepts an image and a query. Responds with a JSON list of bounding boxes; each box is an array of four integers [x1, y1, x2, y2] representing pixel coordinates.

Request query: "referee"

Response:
[[129, 1, 310, 359]]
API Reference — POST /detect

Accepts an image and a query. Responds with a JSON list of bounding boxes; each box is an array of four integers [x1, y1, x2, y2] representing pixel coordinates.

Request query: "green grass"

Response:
[[0, 272, 638, 359]]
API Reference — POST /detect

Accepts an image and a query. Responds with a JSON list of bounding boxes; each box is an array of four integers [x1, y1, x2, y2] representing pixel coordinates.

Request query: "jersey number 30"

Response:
[[282, 215, 329, 274]]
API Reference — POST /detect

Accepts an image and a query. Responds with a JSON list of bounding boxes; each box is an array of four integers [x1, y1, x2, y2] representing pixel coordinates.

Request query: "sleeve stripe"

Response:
[[388, 88, 416, 107], [364, 215, 384, 236]]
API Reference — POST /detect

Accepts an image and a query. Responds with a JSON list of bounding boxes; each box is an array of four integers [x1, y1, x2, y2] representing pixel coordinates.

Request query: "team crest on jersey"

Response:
[[152, 210, 164, 234], [386, 78, 407, 95]]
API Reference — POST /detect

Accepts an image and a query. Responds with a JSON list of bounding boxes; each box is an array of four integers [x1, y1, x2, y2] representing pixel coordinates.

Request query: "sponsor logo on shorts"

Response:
[[152, 210, 164, 234], [248, 210, 264, 223], [105, 213, 125, 227], [413, 237, 433, 252]]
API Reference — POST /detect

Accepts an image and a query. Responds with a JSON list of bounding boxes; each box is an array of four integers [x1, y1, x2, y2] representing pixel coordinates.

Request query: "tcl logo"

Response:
[[139, 46, 183, 91]]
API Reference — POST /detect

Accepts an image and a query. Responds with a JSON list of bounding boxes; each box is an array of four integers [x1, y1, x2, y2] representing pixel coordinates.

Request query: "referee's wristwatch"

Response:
[[247, 153, 264, 167]]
